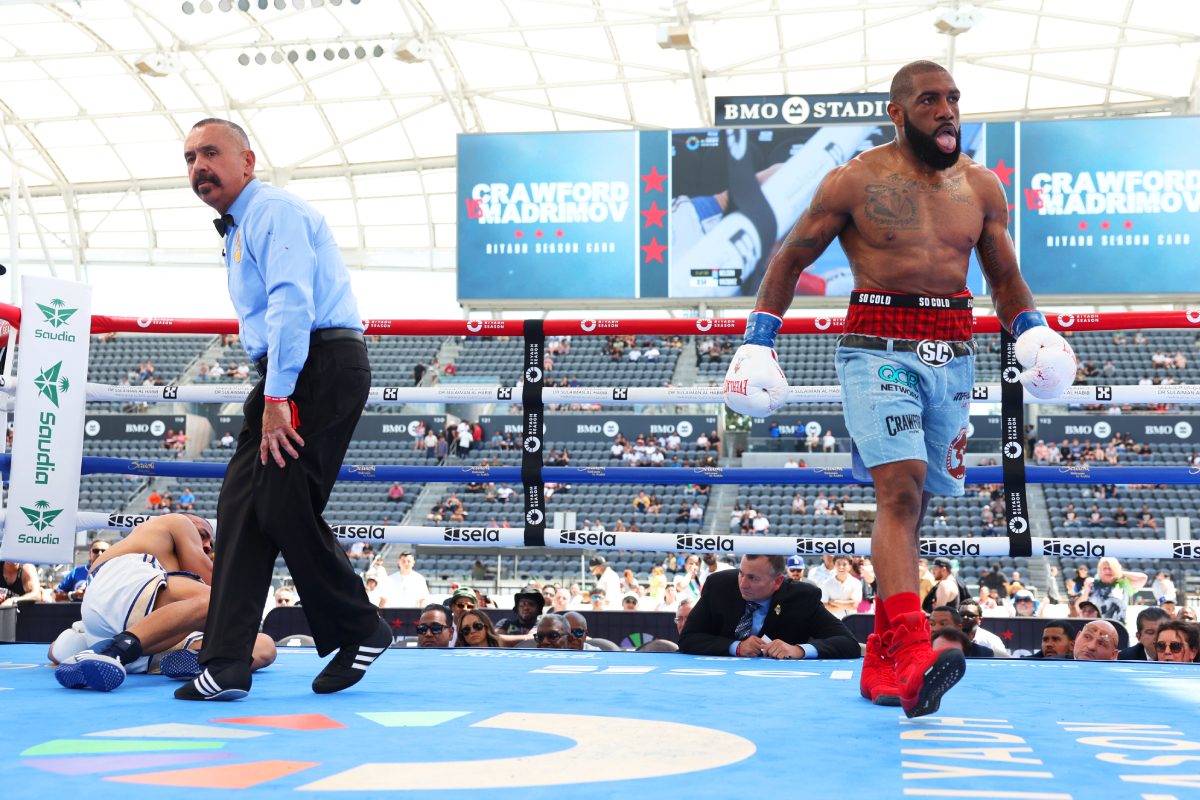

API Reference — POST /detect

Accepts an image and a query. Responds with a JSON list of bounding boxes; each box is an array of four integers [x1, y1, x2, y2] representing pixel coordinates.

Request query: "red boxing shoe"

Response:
[[885, 612, 966, 719], [860, 633, 900, 706]]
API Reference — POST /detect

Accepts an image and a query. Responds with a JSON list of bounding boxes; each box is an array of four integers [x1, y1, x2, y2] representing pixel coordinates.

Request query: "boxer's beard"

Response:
[[904, 116, 960, 171]]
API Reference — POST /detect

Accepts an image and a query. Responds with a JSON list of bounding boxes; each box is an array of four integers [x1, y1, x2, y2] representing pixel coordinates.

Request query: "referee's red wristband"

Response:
[[264, 396, 289, 403]]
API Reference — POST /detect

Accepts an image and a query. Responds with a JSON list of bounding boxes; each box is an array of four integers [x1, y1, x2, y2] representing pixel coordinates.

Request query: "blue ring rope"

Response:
[[23, 455, 1198, 485]]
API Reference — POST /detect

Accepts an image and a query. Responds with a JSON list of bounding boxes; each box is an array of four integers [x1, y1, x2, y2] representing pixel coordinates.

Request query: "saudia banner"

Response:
[[1, 277, 91, 565]]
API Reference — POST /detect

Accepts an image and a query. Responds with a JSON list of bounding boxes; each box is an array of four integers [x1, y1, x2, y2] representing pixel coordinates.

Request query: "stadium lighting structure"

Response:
[[393, 39, 430, 63], [934, 7, 984, 35], [656, 25, 696, 50], [134, 53, 185, 76]]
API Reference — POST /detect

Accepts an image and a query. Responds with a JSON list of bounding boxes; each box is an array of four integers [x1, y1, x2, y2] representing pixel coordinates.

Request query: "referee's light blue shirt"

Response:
[[222, 178, 363, 399]]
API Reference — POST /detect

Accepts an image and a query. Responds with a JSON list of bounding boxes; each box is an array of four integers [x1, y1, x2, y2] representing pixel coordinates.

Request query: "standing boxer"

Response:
[[723, 61, 1075, 717], [177, 118, 389, 700]]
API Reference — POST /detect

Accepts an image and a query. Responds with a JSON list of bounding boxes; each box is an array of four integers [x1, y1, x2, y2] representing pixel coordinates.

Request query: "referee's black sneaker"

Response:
[[312, 616, 392, 694], [174, 659, 251, 701]]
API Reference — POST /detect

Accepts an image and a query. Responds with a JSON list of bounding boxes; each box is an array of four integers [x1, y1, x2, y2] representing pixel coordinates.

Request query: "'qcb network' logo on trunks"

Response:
[[675, 535, 733, 552], [879, 365, 919, 387], [1042, 540, 1104, 557], [919, 540, 981, 557], [332, 524, 385, 540], [443, 528, 500, 543], [558, 530, 616, 547], [796, 539, 857, 555]]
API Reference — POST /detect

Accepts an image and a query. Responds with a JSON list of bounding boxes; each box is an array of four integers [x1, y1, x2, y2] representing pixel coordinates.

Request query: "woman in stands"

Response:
[[455, 610, 500, 648], [1079, 557, 1148, 621], [1153, 620, 1199, 663]]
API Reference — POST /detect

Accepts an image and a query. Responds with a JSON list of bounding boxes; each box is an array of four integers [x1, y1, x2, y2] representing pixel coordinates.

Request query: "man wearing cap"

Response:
[[921, 557, 969, 612], [495, 584, 544, 646], [445, 586, 478, 649], [786, 556, 805, 582], [1012, 590, 1038, 618], [589, 556, 622, 602]]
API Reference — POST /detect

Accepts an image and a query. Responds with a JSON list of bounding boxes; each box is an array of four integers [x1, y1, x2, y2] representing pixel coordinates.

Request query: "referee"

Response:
[[176, 118, 389, 701]]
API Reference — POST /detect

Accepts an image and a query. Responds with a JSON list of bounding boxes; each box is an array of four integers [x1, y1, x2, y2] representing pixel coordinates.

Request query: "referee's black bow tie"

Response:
[[214, 214, 236, 237]]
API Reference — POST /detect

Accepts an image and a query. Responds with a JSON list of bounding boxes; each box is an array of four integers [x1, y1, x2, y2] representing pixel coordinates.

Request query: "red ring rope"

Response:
[[0, 303, 1195, 337]]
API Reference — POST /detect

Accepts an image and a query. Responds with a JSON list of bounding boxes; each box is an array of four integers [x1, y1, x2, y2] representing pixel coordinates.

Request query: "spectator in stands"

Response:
[[1066, 565, 1089, 597], [688, 502, 704, 525], [1073, 620, 1120, 661], [1178, 607, 1197, 623], [589, 587, 607, 610], [548, 588, 572, 614], [821, 555, 862, 619], [274, 587, 296, 607], [931, 626, 974, 655], [145, 489, 163, 511], [564, 611, 600, 651], [620, 569, 640, 596], [1024, 620, 1076, 659], [364, 577, 382, 607], [455, 609, 499, 648], [752, 512, 770, 534], [813, 492, 830, 516], [235, 361, 250, 380], [1152, 349, 1168, 370], [422, 429, 437, 458], [699, 552, 732, 587], [1102, 359, 1116, 377], [54, 540, 108, 602], [426, 500, 445, 524], [387, 482, 404, 503], [1155, 620, 1200, 663], [415, 604, 453, 648], [1076, 600, 1101, 619], [674, 598, 696, 634], [1085, 505, 1106, 529], [1174, 350, 1188, 369], [644, 344, 660, 362], [958, 602, 1008, 656], [678, 554, 859, 659], [791, 493, 806, 515], [924, 557, 967, 611], [495, 584, 545, 645], [219, 431, 235, 449], [382, 551, 429, 608], [655, 584, 678, 612], [1033, 440, 1050, 462], [1136, 504, 1157, 530], [1062, 504, 1081, 528], [1080, 557, 1149, 622], [197, 362, 210, 381], [1012, 591, 1037, 618], [446, 585, 478, 636], [1119, 607, 1172, 661], [496, 484, 514, 504], [1134, 330, 1147, 344], [633, 490, 650, 513], [177, 487, 196, 511], [589, 556, 621, 602], [822, 430, 836, 452], [621, 593, 640, 611]]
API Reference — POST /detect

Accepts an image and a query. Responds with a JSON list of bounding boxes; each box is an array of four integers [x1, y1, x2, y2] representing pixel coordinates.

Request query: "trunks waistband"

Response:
[[838, 334, 976, 358], [845, 289, 974, 341], [848, 290, 973, 310]]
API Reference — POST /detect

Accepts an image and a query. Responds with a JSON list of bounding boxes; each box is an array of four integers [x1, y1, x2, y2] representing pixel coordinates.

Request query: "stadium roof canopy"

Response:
[[2, 0, 1200, 279]]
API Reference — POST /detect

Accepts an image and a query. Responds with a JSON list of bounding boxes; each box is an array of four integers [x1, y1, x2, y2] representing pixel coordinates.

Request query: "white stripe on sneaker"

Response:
[[197, 671, 219, 696], [358, 646, 386, 653], [351, 663, 367, 670]]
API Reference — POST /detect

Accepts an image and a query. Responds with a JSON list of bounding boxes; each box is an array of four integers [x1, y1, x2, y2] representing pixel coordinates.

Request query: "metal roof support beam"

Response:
[[967, 59, 1175, 101]]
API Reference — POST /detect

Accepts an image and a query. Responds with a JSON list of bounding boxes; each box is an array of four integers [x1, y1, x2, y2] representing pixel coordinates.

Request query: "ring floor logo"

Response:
[[16, 708, 755, 791]]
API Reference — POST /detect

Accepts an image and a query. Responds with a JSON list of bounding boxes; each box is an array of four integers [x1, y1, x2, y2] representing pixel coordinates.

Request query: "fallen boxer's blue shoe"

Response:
[[55, 639, 127, 692]]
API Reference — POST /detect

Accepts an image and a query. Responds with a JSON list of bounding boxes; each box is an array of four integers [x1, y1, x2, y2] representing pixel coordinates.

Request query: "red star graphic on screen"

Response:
[[989, 158, 1015, 186], [535, 230, 543, 238], [390, 619, 404, 629], [1101, 220, 1111, 230], [555, 229, 564, 238], [1123, 220, 1134, 229], [1008, 204, 1015, 212], [514, 230, 523, 238], [1002, 630, 1013, 640], [641, 236, 667, 263], [641, 165, 667, 193], [1077, 221, 1088, 231], [641, 201, 667, 228]]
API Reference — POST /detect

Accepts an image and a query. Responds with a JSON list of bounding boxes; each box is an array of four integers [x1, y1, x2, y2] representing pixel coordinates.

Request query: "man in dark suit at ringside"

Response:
[[678, 554, 860, 659]]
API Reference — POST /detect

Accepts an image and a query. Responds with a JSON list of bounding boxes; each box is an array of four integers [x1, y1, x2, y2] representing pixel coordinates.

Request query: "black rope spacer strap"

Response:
[[1000, 327, 1032, 557], [521, 319, 546, 546]]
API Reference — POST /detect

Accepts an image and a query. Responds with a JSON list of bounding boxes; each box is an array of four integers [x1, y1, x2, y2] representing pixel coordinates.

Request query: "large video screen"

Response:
[[456, 116, 1195, 300]]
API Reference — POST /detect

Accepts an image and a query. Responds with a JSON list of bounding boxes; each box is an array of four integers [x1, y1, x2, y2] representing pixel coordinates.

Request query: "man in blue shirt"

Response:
[[53, 539, 108, 602], [176, 118, 389, 702]]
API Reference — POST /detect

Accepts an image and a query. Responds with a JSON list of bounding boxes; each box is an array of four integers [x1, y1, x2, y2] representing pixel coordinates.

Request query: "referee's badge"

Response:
[[234, 228, 242, 263], [774, 604, 781, 615]]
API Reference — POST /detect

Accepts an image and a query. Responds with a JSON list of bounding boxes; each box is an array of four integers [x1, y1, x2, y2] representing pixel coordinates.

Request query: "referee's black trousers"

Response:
[[200, 337, 379, 664]]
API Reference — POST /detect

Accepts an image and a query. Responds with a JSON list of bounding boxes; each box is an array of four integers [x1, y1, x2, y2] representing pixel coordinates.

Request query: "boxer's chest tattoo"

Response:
[[863, 173, 975, 230]]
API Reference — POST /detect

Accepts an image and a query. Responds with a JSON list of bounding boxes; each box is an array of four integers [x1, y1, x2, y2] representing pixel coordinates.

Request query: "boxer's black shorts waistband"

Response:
[[838, 334, 976, 357], [848, 290, 974, 310]]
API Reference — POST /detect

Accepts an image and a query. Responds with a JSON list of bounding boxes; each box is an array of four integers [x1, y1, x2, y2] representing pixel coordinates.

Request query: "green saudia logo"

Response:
[[20, 501, 62, 531], [35, 298, 78, 342], [34, 362, 69, 407]]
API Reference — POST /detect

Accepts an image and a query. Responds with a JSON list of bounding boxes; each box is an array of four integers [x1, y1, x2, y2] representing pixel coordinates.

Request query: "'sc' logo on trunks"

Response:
[[1057, 314, 1074, 327], [467, 320, 483, 332], [1002, 366, 1021, 384], [581, 319, 597, 331], [695, 319, 712, 332], [916, 340, 954, 367], [814, 318, 832, 331]]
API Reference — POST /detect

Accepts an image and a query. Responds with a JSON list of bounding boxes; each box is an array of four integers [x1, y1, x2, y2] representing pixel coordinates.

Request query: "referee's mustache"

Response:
[[192, 171, 223, 195]]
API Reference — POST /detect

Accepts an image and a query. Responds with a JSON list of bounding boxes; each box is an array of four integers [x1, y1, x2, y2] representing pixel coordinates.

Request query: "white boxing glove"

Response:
[[1012, 311, 1078, 400], [724, 312, 790, 416]]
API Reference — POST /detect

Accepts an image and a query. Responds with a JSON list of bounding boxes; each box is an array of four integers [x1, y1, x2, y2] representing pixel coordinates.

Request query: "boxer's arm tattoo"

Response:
[[781, 226, 836, 251], [977, 230, 1034, 329]]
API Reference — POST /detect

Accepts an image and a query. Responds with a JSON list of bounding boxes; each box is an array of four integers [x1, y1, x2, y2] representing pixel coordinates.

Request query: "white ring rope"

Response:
[[1, 378, 1196, 406]]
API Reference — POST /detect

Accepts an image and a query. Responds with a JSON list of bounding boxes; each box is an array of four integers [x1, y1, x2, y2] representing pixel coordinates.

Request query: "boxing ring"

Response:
[[2, 302, 1200, 798]]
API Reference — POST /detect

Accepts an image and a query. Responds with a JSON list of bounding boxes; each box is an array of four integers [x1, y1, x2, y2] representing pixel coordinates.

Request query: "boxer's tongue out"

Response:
[[935, 126, 957, 153]]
